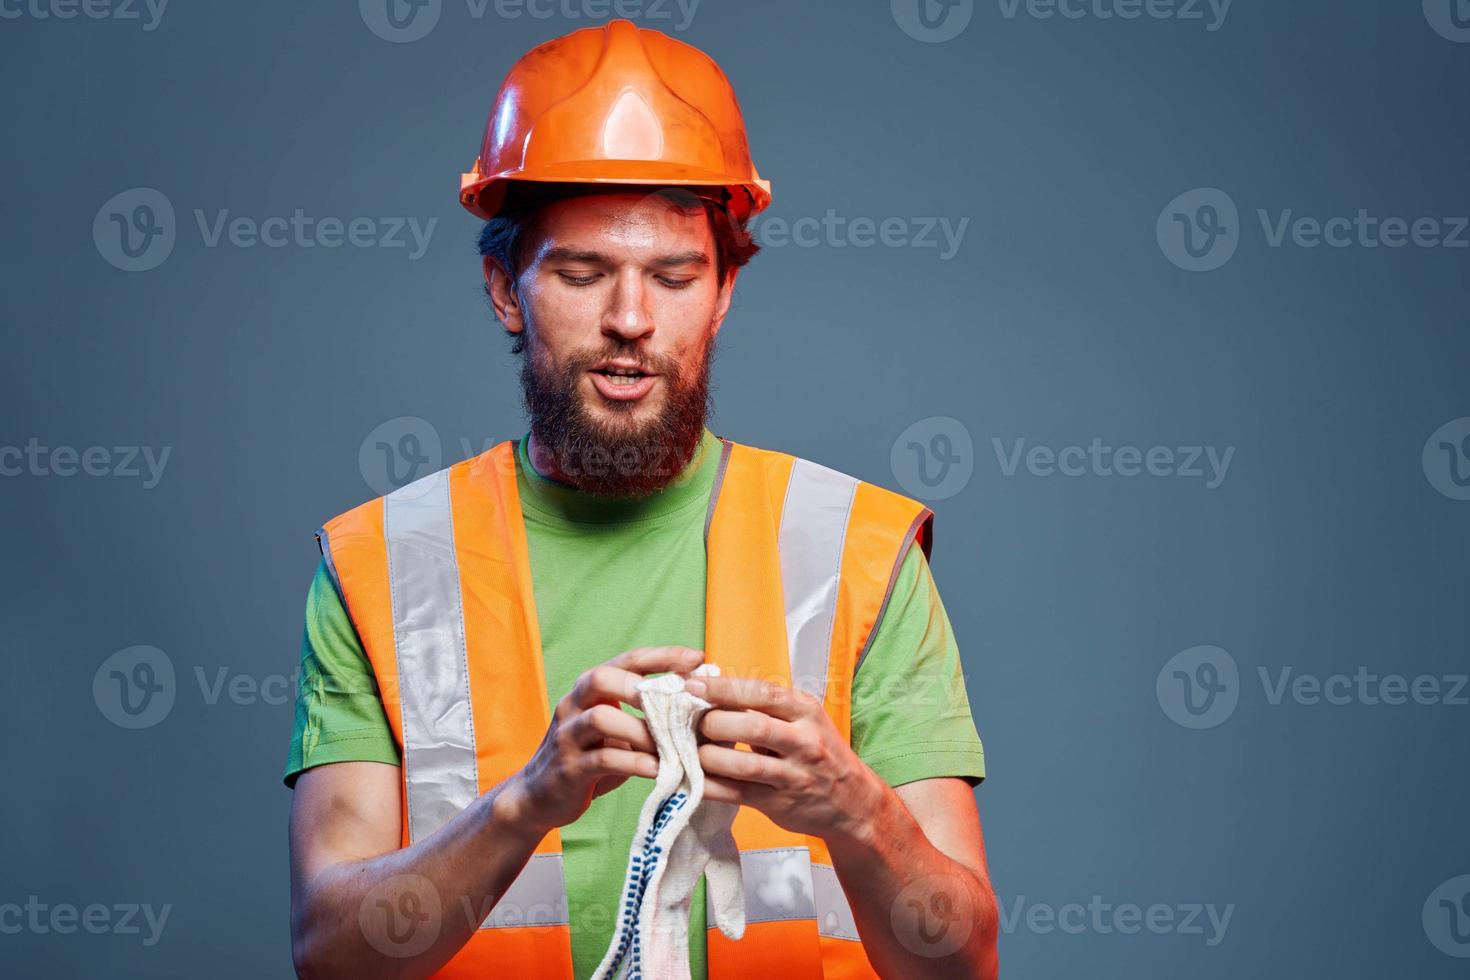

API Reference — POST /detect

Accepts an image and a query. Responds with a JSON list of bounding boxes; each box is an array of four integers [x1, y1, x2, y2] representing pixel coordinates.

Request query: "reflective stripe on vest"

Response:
[[319, 437, 933, 978]]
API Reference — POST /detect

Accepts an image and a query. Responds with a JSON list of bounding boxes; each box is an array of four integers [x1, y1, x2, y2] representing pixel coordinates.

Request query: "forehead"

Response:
[[532, 191, 712, 254]]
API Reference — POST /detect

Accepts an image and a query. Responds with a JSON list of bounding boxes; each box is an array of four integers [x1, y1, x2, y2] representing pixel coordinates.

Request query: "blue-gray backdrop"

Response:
[[2, 1, 1468, 977]]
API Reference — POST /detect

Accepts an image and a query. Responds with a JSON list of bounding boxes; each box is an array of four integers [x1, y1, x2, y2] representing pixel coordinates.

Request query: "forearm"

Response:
[[292, 777, 546, 980], [825, 778, 999, 980]]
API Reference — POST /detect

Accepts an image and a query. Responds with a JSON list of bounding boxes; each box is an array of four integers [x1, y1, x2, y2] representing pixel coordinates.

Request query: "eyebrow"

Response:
[[540, 246, 710, 268]]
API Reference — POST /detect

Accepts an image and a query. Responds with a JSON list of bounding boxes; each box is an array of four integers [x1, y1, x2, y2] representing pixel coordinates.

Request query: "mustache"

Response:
[[565, 348, 679, 377]]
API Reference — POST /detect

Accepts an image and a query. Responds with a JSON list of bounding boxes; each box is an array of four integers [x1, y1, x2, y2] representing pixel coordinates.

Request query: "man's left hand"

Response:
[[684, 674, 882, 845]]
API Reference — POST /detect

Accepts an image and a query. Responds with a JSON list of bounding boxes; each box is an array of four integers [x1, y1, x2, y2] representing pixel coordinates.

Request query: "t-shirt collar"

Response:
[[515, 426, 724, 526]]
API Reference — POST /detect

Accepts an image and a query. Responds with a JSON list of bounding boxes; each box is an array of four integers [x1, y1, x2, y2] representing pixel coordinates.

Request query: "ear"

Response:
[[483, 256, 525, 334], [709, 266, 740, 339]]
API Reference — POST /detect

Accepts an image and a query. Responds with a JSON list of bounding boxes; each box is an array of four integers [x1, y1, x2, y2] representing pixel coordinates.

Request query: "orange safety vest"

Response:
[[318, 436, 934, 979]]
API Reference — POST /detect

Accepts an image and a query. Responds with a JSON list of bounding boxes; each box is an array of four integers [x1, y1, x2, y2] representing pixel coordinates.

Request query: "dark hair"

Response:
[[477, 181, 760, 353]]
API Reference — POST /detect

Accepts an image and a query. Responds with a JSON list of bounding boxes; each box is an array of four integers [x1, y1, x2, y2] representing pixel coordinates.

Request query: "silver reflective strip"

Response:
[[811, 863, 861, 941], [778, 460, 859, 701], [708, 846, 817, 925], [479, 853, 570, 929], [383, 468, 478, 843]]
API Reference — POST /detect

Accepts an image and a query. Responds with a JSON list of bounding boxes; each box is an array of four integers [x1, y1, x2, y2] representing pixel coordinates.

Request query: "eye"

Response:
[[657, 275, 696, 289], [558, 272, 600, 286]]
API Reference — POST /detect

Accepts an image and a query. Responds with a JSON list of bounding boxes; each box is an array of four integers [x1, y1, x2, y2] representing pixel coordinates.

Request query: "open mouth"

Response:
[[591, 367, 651, 386], [588, 365, 658, 401]]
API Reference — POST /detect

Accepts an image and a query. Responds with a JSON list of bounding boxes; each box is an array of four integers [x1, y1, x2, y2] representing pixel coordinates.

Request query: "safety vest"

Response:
[[317, 436, 934, 978]]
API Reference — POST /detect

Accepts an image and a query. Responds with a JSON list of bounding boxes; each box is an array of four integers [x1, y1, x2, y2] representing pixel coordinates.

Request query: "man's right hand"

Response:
[[506, 645, 705, 834]]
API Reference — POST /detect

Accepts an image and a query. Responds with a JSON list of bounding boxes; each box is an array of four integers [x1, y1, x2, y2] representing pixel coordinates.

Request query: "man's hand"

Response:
[[686, 673, 998, 979], [684, 674, 883, 845], [509, 645, 706, 835]]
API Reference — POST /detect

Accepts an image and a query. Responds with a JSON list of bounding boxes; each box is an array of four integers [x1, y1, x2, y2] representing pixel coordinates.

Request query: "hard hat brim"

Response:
[[460, 160, 771, 222]]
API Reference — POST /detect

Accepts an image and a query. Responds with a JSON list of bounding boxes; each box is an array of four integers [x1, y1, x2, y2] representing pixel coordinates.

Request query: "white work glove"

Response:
[[591, 663, 745, 980]]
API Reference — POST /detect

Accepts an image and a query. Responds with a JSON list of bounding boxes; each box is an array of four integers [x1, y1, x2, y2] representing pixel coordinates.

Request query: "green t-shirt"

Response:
[[285, 426, 985, 980]]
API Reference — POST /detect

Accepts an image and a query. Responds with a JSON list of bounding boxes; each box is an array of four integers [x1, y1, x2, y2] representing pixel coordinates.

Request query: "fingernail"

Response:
[[684, 679, 706, 696], [682, 650, 702, 663]]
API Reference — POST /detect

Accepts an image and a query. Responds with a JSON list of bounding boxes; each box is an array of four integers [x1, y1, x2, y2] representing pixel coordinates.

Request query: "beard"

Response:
[[519, 328, 716, 498]]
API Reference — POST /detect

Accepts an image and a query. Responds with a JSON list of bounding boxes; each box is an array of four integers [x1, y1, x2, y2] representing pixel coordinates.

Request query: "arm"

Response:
[[288, 761, 543, 980], [689, 675, 998, 979], [288, 645, 707, 979], [826, 775, 998, 979]]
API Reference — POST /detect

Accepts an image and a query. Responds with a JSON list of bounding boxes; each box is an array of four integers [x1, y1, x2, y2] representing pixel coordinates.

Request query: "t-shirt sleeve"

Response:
[[283, 557, 401, 788], [850, 540, 986, 789]]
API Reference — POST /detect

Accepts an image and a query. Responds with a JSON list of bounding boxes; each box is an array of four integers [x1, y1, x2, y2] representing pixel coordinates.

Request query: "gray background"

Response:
[[3, 0, 1468, 976]]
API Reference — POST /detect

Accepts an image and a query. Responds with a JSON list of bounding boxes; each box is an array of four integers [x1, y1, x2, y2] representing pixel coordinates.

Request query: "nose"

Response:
[[601, 268, 654, 342]]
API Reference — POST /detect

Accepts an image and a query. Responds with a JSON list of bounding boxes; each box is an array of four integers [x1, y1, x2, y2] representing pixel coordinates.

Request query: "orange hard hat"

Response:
[[459, 19, 771, 222]]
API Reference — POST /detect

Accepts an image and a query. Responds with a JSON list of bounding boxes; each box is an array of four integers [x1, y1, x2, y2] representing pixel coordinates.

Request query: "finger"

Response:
[[608, 645, 705, 677], [696, 743, 797, 788], [569, 664, 654, 712], [699, 773, 748, 806], [592, 773, 631, 798], [701, 774, 776, 813], [684, 675, 810, 722], [573, 650, 704, 711], [572, 704, 656, 753], [581, 745, 659, 781], [697, 708, 802, 755]]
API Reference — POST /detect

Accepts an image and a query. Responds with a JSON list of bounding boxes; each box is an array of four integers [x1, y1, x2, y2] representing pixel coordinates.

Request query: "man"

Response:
[[285, 18, 997, 980]]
